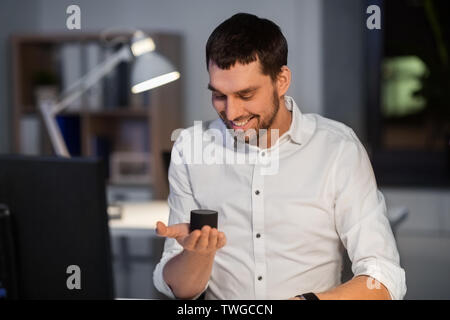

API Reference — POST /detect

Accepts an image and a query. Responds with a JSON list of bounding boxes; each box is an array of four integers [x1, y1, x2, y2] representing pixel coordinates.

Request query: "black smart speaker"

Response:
[[189, 209, 218, 232]]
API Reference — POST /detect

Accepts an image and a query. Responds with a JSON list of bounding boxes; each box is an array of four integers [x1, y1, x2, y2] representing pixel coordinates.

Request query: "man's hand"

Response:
[[156, 221, 227, 299], [156, 221, 227, 255], [286, 276, 391, 300]]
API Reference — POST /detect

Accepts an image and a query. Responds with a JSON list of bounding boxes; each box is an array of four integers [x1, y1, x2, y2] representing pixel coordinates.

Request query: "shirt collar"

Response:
[[282, 95, 316, 146], [282, 96, 302, 145]]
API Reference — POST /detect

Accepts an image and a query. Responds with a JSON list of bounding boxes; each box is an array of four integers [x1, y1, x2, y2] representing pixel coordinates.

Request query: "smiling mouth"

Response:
[[231, 116, 255, 128]]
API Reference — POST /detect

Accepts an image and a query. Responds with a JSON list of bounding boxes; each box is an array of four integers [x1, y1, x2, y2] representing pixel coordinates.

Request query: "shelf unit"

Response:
[[10, 31, 183, 199]]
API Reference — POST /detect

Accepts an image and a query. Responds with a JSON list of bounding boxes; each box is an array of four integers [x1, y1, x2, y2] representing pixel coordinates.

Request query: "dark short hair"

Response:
[[206, 13, 288, 81]]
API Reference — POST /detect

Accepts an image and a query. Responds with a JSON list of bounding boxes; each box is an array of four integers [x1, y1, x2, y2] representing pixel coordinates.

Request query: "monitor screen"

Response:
[[0, 155, 114, 299]]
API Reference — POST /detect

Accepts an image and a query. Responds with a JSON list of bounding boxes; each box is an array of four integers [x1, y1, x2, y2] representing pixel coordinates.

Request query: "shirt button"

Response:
[[255, 190, 260, 195], [257, 276, 263, 281], [261, 152, 265, 157], [256, 233, 261, 238]]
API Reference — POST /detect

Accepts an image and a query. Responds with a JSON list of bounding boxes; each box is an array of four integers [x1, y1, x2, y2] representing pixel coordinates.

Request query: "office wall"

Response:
[[0, 0, 40, 153], [322, 0, 366, 142], [36, 0, 324, 128], [0, 0, 367, 154]]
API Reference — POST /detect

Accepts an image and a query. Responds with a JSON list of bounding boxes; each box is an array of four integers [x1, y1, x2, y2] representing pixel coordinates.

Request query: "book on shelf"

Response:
[[59, 42, 83, 110], [101, 45, 119, 109], [84, 42, 103, 110], [20, 115, 41, 155], [116, 44, 130, 108], [91, 135, 112, 179], [56, 115, 81, 156]]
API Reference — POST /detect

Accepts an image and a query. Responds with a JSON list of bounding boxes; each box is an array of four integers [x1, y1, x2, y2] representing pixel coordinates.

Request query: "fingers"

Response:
[[183, 229, 201, 250], [207, 228, 218, 250], [196, 225, 211, 250], [217, 232, 226, 249], [182, 226, 226, 254]]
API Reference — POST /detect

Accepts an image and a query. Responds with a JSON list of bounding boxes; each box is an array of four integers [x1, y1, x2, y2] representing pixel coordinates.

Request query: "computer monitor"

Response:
[[0, 155, 114, 299]]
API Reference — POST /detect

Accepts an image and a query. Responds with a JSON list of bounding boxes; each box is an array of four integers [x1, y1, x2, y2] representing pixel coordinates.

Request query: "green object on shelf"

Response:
[[33, 70, 59, 86], [381, 56, 428, 118]]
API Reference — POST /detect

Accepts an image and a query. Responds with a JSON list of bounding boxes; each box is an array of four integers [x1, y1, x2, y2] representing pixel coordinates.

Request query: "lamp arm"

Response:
[[39, 99, 71, 157], [38, 45, 133, 157], [54, 45, 133, 114]]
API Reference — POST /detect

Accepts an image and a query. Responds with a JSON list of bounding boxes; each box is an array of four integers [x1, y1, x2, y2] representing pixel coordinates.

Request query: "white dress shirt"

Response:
[[153, 96, 407, 300]]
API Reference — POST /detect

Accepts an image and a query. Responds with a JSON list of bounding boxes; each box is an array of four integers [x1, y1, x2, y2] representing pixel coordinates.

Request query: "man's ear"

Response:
[[276, 66, 291, 96]]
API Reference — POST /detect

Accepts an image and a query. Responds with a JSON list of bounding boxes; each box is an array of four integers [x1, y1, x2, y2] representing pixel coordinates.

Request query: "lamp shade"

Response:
[[131, 51, 180, 94]]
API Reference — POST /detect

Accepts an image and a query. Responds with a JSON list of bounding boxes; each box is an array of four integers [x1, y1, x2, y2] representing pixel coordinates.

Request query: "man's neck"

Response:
[[259, 97, 292, 149]]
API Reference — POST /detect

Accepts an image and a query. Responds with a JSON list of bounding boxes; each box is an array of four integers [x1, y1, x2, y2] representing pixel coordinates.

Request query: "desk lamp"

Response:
[[39, 30, 180, 157]]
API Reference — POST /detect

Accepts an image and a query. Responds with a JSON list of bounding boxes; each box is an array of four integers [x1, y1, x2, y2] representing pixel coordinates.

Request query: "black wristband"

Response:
[[296, 292, 320, 300]]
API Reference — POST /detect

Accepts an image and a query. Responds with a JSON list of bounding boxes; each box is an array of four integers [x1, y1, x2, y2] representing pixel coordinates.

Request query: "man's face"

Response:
[[208, 59, 280, 143]]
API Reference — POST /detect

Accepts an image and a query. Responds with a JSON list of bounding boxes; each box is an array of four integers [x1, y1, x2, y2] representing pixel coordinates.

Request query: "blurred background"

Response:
[[0, 0, 449, 299]]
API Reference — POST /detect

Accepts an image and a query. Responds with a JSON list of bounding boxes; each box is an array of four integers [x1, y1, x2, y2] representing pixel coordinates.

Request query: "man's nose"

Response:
[[225, 97, 243, 122]]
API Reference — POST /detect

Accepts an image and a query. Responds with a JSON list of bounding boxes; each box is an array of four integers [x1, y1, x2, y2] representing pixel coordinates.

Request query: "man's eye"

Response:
[[240, 95, 253, 100], [213, 94, 226, 100]]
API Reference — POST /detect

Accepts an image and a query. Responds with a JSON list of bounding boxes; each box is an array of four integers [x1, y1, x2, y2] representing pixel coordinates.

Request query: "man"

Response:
[[153, 13, 406, 300]]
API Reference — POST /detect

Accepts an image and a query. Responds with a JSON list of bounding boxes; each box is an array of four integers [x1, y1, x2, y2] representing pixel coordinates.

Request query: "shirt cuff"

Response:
[[153, 251, 210, 300], [352, 259, 407, 300]]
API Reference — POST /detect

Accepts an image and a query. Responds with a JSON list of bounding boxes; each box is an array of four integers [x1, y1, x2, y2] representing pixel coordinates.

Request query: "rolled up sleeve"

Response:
[[333, 129, 407, 300], [153, 133, 209, 299]]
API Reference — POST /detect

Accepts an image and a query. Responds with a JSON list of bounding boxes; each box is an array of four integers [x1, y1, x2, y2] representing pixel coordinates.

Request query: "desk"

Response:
[[108, 201, 169, 298], [109, 201, 169, 237]]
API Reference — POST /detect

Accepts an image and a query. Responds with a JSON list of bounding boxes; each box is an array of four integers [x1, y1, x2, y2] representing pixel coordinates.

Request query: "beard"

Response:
[[220, 88, 280, 146]]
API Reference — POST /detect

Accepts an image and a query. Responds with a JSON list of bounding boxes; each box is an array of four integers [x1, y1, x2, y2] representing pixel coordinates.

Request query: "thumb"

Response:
[[156, 221, 189, 239], [156, 221, 168, 236]]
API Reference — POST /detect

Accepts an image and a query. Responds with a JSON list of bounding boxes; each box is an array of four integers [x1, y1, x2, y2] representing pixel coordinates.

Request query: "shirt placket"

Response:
[[251, 149, 266, 299]]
